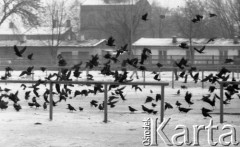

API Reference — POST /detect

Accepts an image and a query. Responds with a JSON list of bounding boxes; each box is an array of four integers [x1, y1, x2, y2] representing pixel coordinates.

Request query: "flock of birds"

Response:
[[0, 11, 239, 121]]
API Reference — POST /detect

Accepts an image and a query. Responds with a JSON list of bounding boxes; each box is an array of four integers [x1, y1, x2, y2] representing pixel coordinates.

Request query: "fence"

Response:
[[0, 80, 169, 123], [219, 81, 240, 123]]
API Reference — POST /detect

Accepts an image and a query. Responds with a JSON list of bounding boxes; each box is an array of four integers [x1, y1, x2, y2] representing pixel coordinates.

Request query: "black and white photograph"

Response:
[[0, 0, 239, 146]]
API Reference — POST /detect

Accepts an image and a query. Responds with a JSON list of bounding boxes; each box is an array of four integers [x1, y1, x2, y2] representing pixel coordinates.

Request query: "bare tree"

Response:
[[0, 0, 41, 26], [97, 0, 151, 53]]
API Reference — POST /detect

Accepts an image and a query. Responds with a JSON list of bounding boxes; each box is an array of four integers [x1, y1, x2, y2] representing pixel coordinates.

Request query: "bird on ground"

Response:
[[67, 104, 76, 111], [43, 102, 47, 110], [79, 107, 83, 111], [13, 103, 21, 111], [201, 107, 212, 118], [181, 85, 187, 89], [128, 106, 137, 113], [175, 101, 182, 107], [35, 101, 41, 109], [178, 107, 192, 113], [165, 102, 173, 110], [177, 89, 180, 95], [0, 100, 8, 110], [13, 45, 27, 57], [141, 13, 149, 21], [98, 104, 104, 111]]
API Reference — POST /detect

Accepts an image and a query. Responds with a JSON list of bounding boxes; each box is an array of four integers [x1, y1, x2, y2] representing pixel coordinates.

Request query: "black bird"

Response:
[[224, 59, 234, 64], [43, 102, 47, 110], [185, 91, 194, 106], [24, 91, 31, 101], [152, 103, 157, 107], [141, 13, 148, 21], [28, 102, 35, 108], [165, 102, 173, 110], [155, 94, 161, 102], [13, 103, 21, 111], [176, 89, 180, 95], [128, 106, 137, 113], [13, 45, 27, 57], [194, 46, 205, 54], [206, 37, 216, 44], [175, 101, 182, 107], [27, 53, 33, 60], [106, 36, 115, 46], [21, 84, 27, 90], [40, 67, 47, 72], [98, 104, 104, 111], [181, 85, 187, 89], [67, 104, 76, 111], [178, 107, 192, 113], [202, 107, 212, 118], [35, 101, 41, 109], [209, 13, 217, 17], [145, 96, 154, 103], [90, 100, 98, 107], [179, 42, 189, 49], [208, 86, 216, 93], [79, 107, 84, 111]]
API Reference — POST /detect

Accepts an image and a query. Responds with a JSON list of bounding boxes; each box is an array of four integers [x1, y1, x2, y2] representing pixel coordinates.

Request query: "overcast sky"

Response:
[[154, 0, 185, 8]]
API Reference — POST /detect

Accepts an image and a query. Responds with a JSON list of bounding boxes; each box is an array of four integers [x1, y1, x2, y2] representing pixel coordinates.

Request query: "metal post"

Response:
[[232, 71, 234, 79], [143, 71, 146, 88], [49, 82, 53, 121], [172, 69, 174, 89], [238, 69, 239, 79], [220, 83, 224, 123], [104, 84, 108, 123], [202, 70, 204, 89], [160, 86, 165, 123]]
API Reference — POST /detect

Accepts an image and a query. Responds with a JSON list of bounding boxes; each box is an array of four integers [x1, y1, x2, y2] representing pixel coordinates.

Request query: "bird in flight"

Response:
[[141, 13, 148, 21], [14, 45, 27, 57]]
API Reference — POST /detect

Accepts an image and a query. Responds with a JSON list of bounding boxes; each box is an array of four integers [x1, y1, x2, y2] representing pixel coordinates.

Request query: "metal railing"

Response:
[[0, 80, 169, 123], [219, 81, 240, 123]]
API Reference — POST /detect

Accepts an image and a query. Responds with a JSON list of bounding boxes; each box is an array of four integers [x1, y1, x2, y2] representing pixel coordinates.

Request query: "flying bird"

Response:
[[13, 45, 27, 57], [141, 13, 149, 21]]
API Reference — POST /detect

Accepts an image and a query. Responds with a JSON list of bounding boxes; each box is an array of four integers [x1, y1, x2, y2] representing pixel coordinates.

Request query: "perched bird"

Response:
[[141, 13, 148, 21], [128, 106, 138, 113], [67, 104, 76, 111], [201, 107, 212, 118], [40, 67, 47, 72], [13, 45, 27, 57], [21, 84, 27, 90]]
